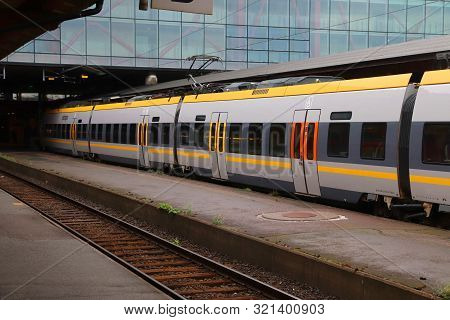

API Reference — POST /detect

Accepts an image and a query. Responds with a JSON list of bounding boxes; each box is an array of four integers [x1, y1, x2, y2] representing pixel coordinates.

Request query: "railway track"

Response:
[[0, 172, 297, 300]]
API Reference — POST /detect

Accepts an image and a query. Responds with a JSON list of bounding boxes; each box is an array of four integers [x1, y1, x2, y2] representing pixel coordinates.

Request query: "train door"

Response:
[[291, 109, 321, 196], [209, 112, 228, 180], [70, 116, 78, 156], [138, 115, 150, 168]]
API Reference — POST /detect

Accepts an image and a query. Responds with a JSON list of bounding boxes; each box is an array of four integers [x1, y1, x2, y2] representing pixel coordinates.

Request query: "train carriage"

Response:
[[42, 70, 450, 216]]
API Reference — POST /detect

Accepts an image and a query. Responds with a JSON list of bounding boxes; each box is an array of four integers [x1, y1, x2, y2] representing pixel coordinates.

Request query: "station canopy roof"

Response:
[[119, 35, 450, 96], [0, 0, 98, 59]]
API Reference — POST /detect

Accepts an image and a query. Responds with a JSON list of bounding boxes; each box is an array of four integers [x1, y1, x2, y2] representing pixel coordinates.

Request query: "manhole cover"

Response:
[[283, 212, 317, 219], [259, 210, 345, 222]]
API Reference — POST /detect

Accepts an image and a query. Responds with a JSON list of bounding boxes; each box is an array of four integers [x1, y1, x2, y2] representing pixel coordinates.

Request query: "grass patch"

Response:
[[439, 284, 450, 299], [171, 238, 180, 246], [158, 202, 181, 215], [212, 215, 224, 226]]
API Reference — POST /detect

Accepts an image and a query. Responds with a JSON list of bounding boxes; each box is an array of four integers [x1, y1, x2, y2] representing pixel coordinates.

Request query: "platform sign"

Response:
[[151, 0, 213, 15]]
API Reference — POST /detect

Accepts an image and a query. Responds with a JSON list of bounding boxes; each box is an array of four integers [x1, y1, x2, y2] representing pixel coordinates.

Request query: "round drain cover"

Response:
[[260, 210, 343, 222], [283, 212, 316, 219]]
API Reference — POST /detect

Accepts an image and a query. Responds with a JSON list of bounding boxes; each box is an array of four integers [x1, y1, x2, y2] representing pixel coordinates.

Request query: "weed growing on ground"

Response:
[[171, 238, 180, 246], [212, 215, 224, 226], [158, 202, 180, 215], [439, 284, 450, 299]]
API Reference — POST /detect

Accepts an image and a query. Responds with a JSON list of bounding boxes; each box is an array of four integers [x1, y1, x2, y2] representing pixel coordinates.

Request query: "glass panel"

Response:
[[269, 51, 289, 63], [205, 24, 225, 58], [182, 23, 205, 58], [269, 39, 289, 51], [135, 0, 158, 20], [407, 0, 425, 34], [248, 123, 263, 156], [249, 26, 268, 38], [307, 123, 315, 160], [361, 123, 387, 160], [228, 123, 242, 154], [227, 37, 247, 50], [194, 123, 206, 149], [388, 0, 407, 33], [249, 0, 268, 26], [120, 124, 127, 144], [206, 0, 226, 23], [269, 0, 289, 27], [269, 27, 289, 39], [210, 123, 216, 151], [388, 33, 406, 44], [425, 1, 444, 34], [149, 123, 159, 145], [290, 40, 309, 52], [269, 124, 286, 157], [111, 0, 134, 18], [248, 38, 269, 50], [310, 29, 329, 57], [111, 19, 135, 57], [330, 30, 349, 54], [180, 123, 190, 146], [289, 52, 309, 61], [227, 0, 247, 25], [130, 124, 137, 145], [136, 20, 158, 58], [444, 2, 450, 33], [159, 10, 181, 21], [369, 32, 387, 47], [113, 124, 119, 143], [349, 31, 368, 50], [227, 50, 247, 61], [327, 123, 350, 158], [105, 124, 112, 143], [61, 19, 86, 55], [159, 22, 181, 59], [248, 50, 268, 63], [290, 0, 310, 28], [162, 124, 171, 146], [87, 17, 111, 56], [311, 0, 330, 29], [16, 41, 34, 53], [422, 123, 450, 165], [350, 0, 369, 31], [182, 12, 204, 23], [293, 123, 302, 159], [227, 25, 247, 37], [35, 40, 60, 54], [330, 0, 350, 30], [369, 0, 388, 32]]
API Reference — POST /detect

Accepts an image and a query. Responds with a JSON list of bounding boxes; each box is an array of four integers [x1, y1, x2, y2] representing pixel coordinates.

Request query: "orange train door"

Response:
[[291, 109, 321, 196]]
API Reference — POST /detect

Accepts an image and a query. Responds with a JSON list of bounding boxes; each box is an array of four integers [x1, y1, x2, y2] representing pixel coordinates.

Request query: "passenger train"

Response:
[[42, 69, 450, 217]]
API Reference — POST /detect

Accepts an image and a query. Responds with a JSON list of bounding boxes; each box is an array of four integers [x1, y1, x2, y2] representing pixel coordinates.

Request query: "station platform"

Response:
[[0, 187, 170, 299], [1, 151, 449, 298]]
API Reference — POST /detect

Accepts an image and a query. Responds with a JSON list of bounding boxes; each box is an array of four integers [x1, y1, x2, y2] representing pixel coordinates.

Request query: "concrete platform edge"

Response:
[[0, 156, 436, 300]]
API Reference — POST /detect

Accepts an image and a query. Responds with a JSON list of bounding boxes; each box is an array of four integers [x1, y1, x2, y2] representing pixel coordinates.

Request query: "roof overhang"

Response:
[[0, 0, 99, 59], [119, 35, 450, 96]]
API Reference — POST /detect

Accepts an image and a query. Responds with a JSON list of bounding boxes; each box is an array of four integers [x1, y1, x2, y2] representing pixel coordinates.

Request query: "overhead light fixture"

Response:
[[139, 0, 149, 10], [48, 77, 55, 81], [81, 74, 89, 79]]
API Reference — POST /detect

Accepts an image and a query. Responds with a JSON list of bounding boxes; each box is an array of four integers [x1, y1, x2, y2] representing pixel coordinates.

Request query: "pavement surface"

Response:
[[1, 151, 449, 295], [0, 188, 170, 299]]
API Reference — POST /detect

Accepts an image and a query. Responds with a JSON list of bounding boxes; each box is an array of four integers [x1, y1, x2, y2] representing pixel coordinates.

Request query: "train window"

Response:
[[269, 124, 286, 158], [57, 124, 62, 138], [152, 117, 160, 122], [120, 124, 127, 144], [361, 123, 386, 160], [129, 124, 137, 145], [180, 123, 190, 146], [76, 124, 82, 140], [162, 124, 171, 146], [422, 123, 450, 165], [306, 123, 316, 160], [292, 123, 302, 159], [150, 123, 159, 145], [105, 124, 111, 143], [113, 124, 119, 143], [228, 123, 242, 154], [98, 124, 104, 141], [210, 123, 217, 151], [194, 123, 206, 149], [83, 124, 88, 140], [91, 124, 97, 141], [327, 123, 350, 158], [248, 123, 263, 156], [330, 112, 352, 120], [196, 115, 206, 122]]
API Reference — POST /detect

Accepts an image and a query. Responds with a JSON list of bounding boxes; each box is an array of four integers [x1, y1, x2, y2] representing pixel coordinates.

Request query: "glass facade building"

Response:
[[4, 0, 450, 70]]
